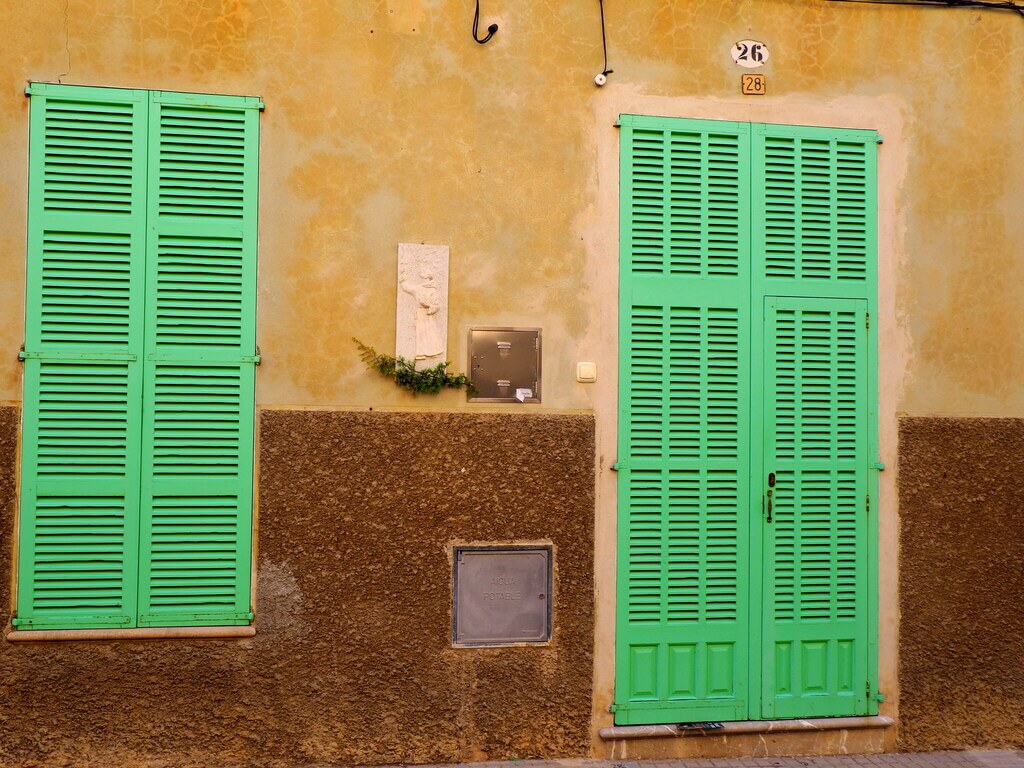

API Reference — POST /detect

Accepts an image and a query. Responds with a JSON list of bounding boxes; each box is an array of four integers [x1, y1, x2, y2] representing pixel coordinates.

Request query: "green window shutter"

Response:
[[16, 84, 149, 630], [135, 92, 260, 627], [760, 297, 870, 719], [615, 116, 752, 724]]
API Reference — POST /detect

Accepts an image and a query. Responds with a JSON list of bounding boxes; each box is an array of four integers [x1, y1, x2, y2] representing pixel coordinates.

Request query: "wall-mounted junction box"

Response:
[[468, 327, 541, 403]]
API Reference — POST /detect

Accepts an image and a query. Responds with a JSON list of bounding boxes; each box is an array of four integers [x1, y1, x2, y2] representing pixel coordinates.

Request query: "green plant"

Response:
[[354, 338, 475, 396]]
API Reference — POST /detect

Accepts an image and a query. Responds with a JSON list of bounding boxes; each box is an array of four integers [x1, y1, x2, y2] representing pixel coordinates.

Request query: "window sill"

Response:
[[6, 626, 256, 643]]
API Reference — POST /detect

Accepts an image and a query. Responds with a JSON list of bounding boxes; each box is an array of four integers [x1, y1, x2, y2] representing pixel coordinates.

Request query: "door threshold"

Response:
[[599, 715, 893, 740]]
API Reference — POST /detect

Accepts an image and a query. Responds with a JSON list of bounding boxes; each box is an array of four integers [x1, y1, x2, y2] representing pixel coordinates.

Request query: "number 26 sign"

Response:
[[731, 39, 769, 69]]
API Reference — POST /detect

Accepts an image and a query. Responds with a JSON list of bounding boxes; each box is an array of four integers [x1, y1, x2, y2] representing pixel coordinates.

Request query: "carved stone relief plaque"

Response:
[[396, 244, 449, 369]]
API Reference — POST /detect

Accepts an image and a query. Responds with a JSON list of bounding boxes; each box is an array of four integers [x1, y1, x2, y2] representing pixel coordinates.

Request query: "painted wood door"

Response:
[[615, 116, 753, 724], [615, 115, 878, 725], [759, 297, 871, 719]]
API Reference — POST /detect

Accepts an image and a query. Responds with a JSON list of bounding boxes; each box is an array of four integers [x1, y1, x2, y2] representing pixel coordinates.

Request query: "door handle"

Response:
[[766, 489, 773, 523], [766, 472, 776, 523]]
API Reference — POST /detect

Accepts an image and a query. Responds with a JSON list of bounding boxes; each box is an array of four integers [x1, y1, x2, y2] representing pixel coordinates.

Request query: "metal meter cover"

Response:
[[453, 546, 552, 646], [468, 327, 541, 402]]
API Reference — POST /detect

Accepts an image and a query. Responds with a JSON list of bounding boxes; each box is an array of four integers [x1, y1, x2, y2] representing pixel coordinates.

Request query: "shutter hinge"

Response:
[[247, 610, 255, 622], [254, 345, 261, 366], [10, 616, 22, 628], [611, 462, 621, 472], [866, 681, 871, 700], [609, 702, 617, 713], [24, 351, 137, 362], [865, 312, 870, 330], [876, 135, 884, 144], [866, 494, 870, 514], [17, 343, 25, 362], [873, 461, 886, 471]]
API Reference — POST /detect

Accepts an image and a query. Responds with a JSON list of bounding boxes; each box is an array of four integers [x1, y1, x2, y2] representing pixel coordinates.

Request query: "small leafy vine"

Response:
[[354, 338, 475, 396]]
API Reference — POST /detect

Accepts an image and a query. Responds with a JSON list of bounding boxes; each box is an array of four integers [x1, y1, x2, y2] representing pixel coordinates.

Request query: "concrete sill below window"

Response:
[[6, 626, 256, 642], [599, 715, 894, 740]]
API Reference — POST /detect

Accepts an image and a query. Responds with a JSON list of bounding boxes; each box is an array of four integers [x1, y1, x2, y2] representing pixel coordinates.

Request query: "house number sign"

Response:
[[731, 39, 769, 68], [741, 74, 767, 95]]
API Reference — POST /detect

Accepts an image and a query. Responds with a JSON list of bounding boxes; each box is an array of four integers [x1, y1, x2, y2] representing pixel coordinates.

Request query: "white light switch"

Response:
[[576, 362, 597, 383]]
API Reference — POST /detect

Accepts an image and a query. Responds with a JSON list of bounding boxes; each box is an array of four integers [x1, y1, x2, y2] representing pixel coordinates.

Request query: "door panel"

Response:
[[760, 297, 870, 719], [615, 116, 752, 725]]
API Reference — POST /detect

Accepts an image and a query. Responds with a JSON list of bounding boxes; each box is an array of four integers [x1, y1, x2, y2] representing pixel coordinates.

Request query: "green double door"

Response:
[[614, 116, 879, 724]]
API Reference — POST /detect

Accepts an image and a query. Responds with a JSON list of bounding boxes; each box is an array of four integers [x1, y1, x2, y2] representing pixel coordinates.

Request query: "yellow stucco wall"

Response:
[[2, 0, 1022, 415]]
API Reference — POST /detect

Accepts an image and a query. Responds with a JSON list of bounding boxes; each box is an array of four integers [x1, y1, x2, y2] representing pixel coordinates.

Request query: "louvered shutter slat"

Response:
[[16, 85, 148, 630], [136, 95, 258, 627]]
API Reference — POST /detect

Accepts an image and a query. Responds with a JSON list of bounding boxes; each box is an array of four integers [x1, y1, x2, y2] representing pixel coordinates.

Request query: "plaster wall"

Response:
[[0, 0, 1023, 416], [898, 417, 1024, 752]]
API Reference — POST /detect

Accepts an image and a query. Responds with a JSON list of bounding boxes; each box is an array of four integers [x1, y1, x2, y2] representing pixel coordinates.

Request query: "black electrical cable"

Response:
[[473, 0, 498, 44], [821, 0, 1024, 18], [599, 0, 614, 77]]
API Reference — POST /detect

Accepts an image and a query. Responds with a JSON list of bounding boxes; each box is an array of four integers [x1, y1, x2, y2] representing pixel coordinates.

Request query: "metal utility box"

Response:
[[453, 546, 552, 646], [468, 327, 541, 402]]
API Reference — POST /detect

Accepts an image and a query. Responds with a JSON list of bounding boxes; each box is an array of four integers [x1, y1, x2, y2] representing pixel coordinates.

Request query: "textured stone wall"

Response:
[[898, 417, 1024, 751], [0, 409, 595, 767]]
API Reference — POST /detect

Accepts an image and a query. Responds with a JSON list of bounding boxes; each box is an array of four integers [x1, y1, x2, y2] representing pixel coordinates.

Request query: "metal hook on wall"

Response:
[[473, 0, 498, 44]]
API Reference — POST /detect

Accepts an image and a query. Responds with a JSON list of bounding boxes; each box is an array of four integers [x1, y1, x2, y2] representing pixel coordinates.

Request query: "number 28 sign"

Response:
[[731, 39, 769, 69]]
